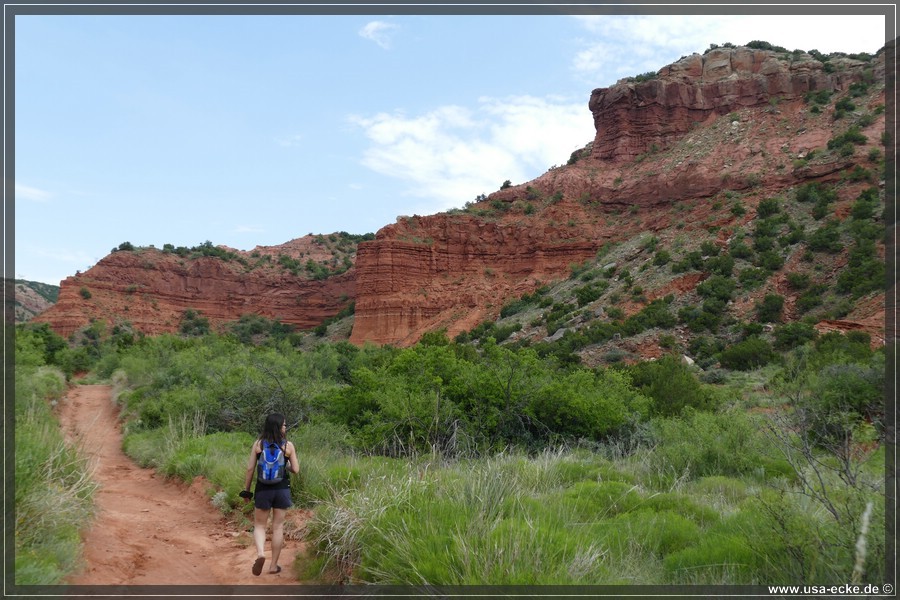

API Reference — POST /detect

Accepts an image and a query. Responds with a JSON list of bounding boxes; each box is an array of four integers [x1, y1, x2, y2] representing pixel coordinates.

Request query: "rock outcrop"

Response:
[[349, 46, 885, 346], [33, 243, 355, 338], [349, 215, 602, 345], [588, 48, 881, 162], [34, 45, 887, 349], [14, 281, 57, 322]]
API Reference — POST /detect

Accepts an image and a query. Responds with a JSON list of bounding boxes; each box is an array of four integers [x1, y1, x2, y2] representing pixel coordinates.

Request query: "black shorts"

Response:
[[254, 487, 292, 510]]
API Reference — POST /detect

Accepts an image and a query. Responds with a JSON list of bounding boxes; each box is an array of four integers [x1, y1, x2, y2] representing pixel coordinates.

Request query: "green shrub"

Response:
[[755, 249, 785, 272], [755, 294, 784, 323], [704, 254, 734, 277], [627, 355, 719, 417], [795, 182, 838, 205], [15, 364, 96, 584], [179, 309, 210, 336], [696, 275, 736, 302], [796, 284, 828, 313], [530, 368, 651, 440], [785, 272, 811, 290], [574, 282, 609, 307], [728, 239, 753, 260], [836, 240, 884, 297], [718, 337, 775, 371], [773, 322, 818, 350], [807, 220, 843, 253], [827, 126, 867, 150], [650, 409, 770, 479], [756, 197, 780, 218]]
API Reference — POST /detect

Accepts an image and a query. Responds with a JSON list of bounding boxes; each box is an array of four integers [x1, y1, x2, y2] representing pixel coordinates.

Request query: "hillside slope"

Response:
[[34, 44, 888, 353], [14, 279, 59, 322], [350, 45, 888, 347]]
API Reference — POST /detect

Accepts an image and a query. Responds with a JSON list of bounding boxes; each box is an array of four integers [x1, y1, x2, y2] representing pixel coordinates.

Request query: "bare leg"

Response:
[[253, 508, 269, 558], [269, 508, 287, 573]]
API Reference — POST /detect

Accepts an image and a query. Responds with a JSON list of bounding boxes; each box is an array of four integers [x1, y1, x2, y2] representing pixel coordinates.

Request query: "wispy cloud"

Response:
[[235, 225, 265, 233], [349, 95, 588, 214], [32, 246, 94, 264], [275, 134, 304, 148], [359, 21, 400, 50], [16, 183, 52, 202]]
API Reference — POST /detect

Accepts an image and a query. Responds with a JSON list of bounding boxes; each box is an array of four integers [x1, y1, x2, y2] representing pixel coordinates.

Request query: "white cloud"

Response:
[[350, 96, 589, 214], [31, 245, 94, 265], [276, 134, 304, 148], [571, 15, 886, 86], [235, 225, 265, 233], [359, 21, 400, 50], [16, 183, 52, 202]]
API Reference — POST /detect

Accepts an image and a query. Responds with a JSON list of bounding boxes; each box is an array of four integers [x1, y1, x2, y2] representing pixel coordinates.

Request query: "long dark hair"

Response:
[[259, 413, 286, 444]]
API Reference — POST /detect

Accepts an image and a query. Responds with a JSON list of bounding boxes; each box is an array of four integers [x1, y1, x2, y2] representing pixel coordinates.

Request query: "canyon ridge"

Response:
[[33, 43, 890, 354]]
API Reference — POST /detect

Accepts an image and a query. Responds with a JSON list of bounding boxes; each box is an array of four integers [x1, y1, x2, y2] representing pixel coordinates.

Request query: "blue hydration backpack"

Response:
[[257, 441, 286, 484]]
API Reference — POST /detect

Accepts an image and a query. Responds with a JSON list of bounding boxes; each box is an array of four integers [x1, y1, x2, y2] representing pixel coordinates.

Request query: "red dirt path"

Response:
[[56, 384, 308, 586]]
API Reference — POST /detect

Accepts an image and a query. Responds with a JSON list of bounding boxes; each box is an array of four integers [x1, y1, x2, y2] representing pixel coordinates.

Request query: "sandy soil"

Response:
[[56, 384, 308, 586]]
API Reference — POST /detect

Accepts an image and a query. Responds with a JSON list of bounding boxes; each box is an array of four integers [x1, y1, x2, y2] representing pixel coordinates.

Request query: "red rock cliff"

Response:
[[589, 47, 881, 162], [34, 244, 355, 338], [349, 46, 884, 346]]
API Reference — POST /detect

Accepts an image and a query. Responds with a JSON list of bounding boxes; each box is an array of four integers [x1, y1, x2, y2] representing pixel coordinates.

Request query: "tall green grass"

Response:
[[15, 367, 97, 584], [302, 442, 884, 586]]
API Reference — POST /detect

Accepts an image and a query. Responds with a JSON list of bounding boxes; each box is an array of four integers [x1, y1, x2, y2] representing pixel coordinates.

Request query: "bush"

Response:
[[530, 368, 651, 440], [796, 284, 828, 313], [718, 337, 775, 371], [574, 282, 608, 307], [627, 355, 719, 417], [836, 240, 884, 297], [807, 220, 843, 253], [179, 309, 210, 337], [755, 249, 785, 272], [755, 294, 784, 323], [785, 272, 811, 290], [728, 239, 753, 260], [827, 126, 867, 150], [773, 322, 818, 350], [650, 409, 770, 479], [795, 182, 838, 205], [696, 275, 736, 302], [756, 197, 780, 218], [704, 254, 735, 277]]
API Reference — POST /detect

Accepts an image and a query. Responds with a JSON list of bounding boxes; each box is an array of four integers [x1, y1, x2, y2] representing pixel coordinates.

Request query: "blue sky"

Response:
[[13, 11, 887, 285]]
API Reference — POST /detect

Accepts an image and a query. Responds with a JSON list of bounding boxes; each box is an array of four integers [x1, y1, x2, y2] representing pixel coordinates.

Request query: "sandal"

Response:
[[252, 556, 265, 576]]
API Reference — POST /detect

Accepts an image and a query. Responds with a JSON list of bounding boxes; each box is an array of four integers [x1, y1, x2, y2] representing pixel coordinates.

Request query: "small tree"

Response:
[[756, 294, 785, 323]]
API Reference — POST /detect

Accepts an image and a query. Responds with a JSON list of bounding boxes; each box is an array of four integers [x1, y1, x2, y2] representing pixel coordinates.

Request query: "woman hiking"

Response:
[[241, 413, 300, 576]]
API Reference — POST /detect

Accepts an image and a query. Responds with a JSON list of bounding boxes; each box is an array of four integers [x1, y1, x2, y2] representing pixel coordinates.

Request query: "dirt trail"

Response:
[[57, 384, 308, 586]]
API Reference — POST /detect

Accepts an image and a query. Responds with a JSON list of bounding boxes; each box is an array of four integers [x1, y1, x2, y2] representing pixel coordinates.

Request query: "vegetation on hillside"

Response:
[[108, 232, 374, 280], [15, 310, 887, 586], [14, 327, 97, 584]]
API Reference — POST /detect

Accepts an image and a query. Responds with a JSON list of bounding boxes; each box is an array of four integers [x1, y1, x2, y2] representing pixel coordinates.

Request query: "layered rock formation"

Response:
[[588, 47, 882, 162], [349, 215, 602, 345], [34, 244, 355, 338], [350, 46, 885, 346], [34, 45, 887, 348]]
